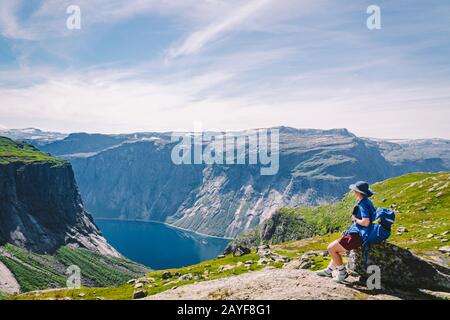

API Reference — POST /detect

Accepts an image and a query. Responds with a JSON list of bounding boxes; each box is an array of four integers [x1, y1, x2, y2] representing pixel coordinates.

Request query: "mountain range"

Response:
[[2, 127, 449, 238]]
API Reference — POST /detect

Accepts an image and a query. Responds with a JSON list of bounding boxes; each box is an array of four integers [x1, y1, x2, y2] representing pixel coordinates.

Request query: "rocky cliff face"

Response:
[[30, 127, 450, 238], [0, 159, 119, 257]]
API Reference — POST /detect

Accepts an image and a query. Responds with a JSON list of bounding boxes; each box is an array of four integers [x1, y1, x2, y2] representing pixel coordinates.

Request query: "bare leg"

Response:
[[327, 240, 347, 267]]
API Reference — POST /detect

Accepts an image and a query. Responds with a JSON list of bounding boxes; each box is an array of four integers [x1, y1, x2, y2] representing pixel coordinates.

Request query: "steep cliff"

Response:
[[0, 137, 118, 256]]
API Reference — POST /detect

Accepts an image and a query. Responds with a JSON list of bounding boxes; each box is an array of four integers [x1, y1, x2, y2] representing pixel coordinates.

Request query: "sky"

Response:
[[0, 0, 449, 139]]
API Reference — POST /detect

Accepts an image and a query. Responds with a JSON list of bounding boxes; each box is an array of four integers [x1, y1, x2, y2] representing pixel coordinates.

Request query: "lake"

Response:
[[96, 219, 230, 270]]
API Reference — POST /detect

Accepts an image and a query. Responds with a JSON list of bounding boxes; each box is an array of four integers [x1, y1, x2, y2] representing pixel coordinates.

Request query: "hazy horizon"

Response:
[[1, 125, 449, 141]]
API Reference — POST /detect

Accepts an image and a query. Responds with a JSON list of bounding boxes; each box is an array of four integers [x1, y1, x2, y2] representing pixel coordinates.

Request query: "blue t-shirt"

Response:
[[347, 197, 376, 238]]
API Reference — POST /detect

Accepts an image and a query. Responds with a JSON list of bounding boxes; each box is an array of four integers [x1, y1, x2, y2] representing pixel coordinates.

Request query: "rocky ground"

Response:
[[144, 244, 449, 300], [145, 265, 431, 300]]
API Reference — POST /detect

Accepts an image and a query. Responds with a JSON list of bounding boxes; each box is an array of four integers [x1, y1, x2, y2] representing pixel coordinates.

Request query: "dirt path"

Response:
[[0, 260, 20, 294], [145, 267, 404, 300]]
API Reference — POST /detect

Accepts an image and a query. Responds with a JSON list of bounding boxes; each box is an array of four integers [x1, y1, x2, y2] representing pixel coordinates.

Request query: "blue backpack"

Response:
[[363, 207, 395, 268], [364, 207, 396, 245]]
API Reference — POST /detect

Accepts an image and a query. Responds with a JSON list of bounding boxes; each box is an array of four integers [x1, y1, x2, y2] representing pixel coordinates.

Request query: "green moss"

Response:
[[0, 136, 65, 165]]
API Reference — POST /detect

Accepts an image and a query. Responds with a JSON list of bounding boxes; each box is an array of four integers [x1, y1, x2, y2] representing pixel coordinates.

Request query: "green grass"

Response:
[[0, 244, 149, 294], [0, 292, 10, 300], [13, 251, 283, 300], [55, 247, 148, 287], [0, 136, 65, 165]]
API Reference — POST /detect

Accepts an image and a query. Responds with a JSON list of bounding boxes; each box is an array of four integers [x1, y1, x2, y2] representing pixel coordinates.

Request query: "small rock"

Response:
[[427, 234, 434, 239], [132, 290, 147, 299], [174, 272, 181, 277], [381, 198, 387, 203], [244, 260, 254, 264], [95, 296, 105, 300], [441, 231, 449, 236], [301, 252, 318, 259], [78, 293, 85, 298], [233, 245, 251, 257], [161, 271, 172, 280], [134, 283, 144, 289], [127, 279, 136, 285], [442, 239, 449, 243], [397, 226, 408, 233], [438, 246, 450, 254], [299, 260, 313, 269], [319, 251, 329, 257], [217, 254, 226, 259], [435, 192, 443, 198], [179, 273, 194, 281], [257, 258, 270, 265]]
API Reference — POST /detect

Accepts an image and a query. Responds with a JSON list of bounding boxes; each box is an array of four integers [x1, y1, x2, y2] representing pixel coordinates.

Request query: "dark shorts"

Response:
[[338, 233, 363, 251]]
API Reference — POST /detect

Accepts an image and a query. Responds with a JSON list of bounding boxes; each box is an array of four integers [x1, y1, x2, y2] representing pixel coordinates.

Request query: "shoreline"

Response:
[[94, 217, 234, 240]]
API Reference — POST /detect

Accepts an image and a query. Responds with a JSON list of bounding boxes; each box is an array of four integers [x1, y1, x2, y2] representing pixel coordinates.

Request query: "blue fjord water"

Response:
[[96, 219, 230, 270]]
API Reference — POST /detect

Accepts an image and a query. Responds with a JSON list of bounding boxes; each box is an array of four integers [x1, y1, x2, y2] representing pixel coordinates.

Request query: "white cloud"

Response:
[[167, 0, 272, 59]]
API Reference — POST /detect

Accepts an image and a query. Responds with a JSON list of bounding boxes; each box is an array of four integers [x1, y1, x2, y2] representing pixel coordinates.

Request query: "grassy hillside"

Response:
[[0, 136, 65, 165], [0, 244, 149, 293], [11, 172, 450, 300], [234, 172, 449, 257]]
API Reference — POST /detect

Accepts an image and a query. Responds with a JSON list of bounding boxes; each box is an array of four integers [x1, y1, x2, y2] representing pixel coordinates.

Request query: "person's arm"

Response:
[[351, 215, 370, 227], [352, 201, 372, 227]]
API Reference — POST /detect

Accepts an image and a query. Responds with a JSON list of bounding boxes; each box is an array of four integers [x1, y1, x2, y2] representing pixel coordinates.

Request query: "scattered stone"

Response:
[[218, 264, 235, 272], [397, 226, 408, 233], [134, 282, 144, 289], [441, 231, 449, 236], [301, 252, 318, 260], [233, 245, 251, 257], [174, 272, 181, 277], [428, 188, 435, 193], [127, 279, 136, 285], [427, 234, 434, 239], [381, 198, 387, 203], [319, 251, 329, 257], [438, 246, 450, 254], [217, 254, 226, 259], [441, 239, 449, 243], [244, 260, 254, 265], [161, 271, 172, 280], [179, 273, 194, 281], [435, 192, 443, 198], [299, 260, 313, 269], [95, 296, 105, 300], [78, 293, 85, 298], [257, 258, 271, 265], [132, 290, 147, 299]]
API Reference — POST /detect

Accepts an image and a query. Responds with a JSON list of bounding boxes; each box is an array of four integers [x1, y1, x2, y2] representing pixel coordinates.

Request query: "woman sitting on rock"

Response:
[[317, 181, 375, 283]]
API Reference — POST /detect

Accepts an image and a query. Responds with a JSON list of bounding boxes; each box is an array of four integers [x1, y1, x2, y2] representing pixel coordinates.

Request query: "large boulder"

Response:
[[223, 244, 251, 257], [347, 242, 450, 292]]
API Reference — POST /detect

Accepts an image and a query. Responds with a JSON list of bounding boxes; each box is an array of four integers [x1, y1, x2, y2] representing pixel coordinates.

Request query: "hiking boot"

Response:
[[316, 268, 333, 277], [334, 270, 349, 283]]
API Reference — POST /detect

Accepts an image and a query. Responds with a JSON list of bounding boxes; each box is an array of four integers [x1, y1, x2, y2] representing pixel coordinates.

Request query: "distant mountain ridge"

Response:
[[4, 127, 450, 238]]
